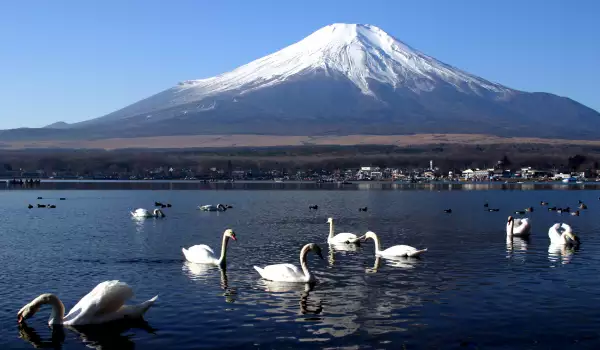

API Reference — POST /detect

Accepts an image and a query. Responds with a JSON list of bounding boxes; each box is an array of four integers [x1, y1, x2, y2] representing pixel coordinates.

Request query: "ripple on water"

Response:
[[3, 189, 600, 349]]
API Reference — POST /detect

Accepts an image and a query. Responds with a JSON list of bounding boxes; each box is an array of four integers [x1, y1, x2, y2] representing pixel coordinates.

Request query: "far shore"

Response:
[[4, 133, 600, 150]]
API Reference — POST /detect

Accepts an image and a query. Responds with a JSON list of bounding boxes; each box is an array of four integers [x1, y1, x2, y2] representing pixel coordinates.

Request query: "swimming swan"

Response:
[[548, 223, 580, 245], [198, 204, 227, 212], [130, 208, 165, 218], [326, 218, 360, 244], [359, 231, 427, 258], [182, 229, 237, 267], [17, 280, 157, 326], [254, 243, 324, 283], [506, 216, 531, 237]]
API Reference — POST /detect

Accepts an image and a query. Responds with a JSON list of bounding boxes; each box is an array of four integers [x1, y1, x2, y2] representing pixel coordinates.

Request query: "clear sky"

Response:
[[1, 0, 598, 129]]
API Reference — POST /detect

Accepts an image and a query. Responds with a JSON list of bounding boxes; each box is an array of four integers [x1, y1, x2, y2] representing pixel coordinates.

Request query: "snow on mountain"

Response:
[[80, 23, 514, 125], [180, 23, 512, 97], [38, 23, 599, 140]]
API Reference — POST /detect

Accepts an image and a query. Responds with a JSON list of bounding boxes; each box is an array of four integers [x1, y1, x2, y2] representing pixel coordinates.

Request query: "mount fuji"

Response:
[[7, 23, 600, 141]]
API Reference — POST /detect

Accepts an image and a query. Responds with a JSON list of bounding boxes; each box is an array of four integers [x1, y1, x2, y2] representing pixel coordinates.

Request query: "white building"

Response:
[[462, 169, 475, 179]]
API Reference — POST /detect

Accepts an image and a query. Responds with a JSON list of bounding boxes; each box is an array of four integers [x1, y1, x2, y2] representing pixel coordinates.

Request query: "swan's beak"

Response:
[[230, 235, 237, 241], [17, 314, 23, 324]]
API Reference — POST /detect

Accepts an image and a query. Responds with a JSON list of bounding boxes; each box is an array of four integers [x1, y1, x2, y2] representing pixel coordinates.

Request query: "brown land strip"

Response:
[[4, 134, 600, 150]]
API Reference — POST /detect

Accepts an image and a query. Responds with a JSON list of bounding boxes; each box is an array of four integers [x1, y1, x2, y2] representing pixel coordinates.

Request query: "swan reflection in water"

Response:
[[18, 319, 155, 350], [506, 236, 530, 262], [259, 280, 322, 315], [366, 255, 420, 273], [548, 243, 579, 265], [182, 262, 236, 303], [327, 244, 360, 267]]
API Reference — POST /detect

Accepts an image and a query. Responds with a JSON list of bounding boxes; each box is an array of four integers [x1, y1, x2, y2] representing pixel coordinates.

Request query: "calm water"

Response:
[[1, 188, 600, 349]]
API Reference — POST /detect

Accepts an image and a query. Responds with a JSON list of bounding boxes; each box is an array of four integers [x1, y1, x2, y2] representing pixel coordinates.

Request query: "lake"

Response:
[[1, 186, 599, 349]]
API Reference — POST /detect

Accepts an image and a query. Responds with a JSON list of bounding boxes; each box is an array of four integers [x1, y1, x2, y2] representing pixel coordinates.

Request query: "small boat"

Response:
[[562, 177, 576, 183]]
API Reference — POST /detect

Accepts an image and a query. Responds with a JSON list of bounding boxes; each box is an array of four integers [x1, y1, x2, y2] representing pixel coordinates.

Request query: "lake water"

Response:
[[1, 186, 600, 349]]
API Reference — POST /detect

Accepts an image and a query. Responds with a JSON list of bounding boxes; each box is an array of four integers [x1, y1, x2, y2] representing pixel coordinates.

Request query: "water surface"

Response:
[[1, 189, 599, 349]]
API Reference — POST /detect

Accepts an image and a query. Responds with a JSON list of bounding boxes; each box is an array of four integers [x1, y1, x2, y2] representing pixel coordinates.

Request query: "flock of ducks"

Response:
[[27, 197, 65, 209], [17, 196, 587, 328]]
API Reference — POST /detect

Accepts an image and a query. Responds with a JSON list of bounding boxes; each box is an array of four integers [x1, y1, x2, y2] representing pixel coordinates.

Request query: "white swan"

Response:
[[17, 280, 157, 326], [359, 231, 427, 258], [253, 243, 324, 283], [130, 208, 165, 218], [506, 216, 531, 237], [326, 218, 360, 244], [548, 223, 580, 245], [198, 204, 226, 212], [182, 229, 237, 267]]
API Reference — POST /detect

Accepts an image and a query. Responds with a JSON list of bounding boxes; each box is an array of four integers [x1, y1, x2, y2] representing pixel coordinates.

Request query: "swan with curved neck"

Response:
[[130, 208, 165, 218], [359, 231, 427, 258], [327, 218, 360, 244], [548, 223, 580, 245], [253, 243, 324, 283], [506, 216, 531, 237], [17, 280, 157, 326], [182, 229, 237, 267]]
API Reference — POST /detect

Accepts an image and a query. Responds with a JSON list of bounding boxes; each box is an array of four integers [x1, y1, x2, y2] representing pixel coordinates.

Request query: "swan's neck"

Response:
[[300, 245, 311, 280], [30, 294, 65, 325], [370, 234, 382, 254], [508, 220, 514, 236], [328, 222, 334, 239], [372, 257, 381, 272], [217, 235, 230, 267]]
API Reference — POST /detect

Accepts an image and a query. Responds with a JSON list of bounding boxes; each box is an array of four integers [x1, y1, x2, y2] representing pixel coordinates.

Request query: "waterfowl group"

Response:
[[18, 194, 591, 329]]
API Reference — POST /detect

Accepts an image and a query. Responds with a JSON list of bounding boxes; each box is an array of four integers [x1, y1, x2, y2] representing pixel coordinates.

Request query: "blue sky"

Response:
[[1, 0, 598, 129]]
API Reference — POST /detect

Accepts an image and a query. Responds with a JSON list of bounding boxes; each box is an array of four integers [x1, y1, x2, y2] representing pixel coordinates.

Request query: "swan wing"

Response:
[[329, 232, 358, 244], [513, 219, 531, 235], [188, 244, 215, 255], [131, 208, 150, 217], [381, 245, 427, 257], [254, 263, 304, 282], [198, 205, 215, 211], [182, 245, 217, 263], [64, 280, 133, 324], [548, 224, 563, 244], [561, 223, 572, 232]]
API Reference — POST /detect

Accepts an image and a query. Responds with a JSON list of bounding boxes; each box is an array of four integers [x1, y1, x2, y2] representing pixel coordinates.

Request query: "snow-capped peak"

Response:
[[177, 23, 511, 98], [85, 23, 515, 125]]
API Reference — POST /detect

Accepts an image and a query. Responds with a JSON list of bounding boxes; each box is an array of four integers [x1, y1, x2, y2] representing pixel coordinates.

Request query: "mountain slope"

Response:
[[5, 23, 600, 140]]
